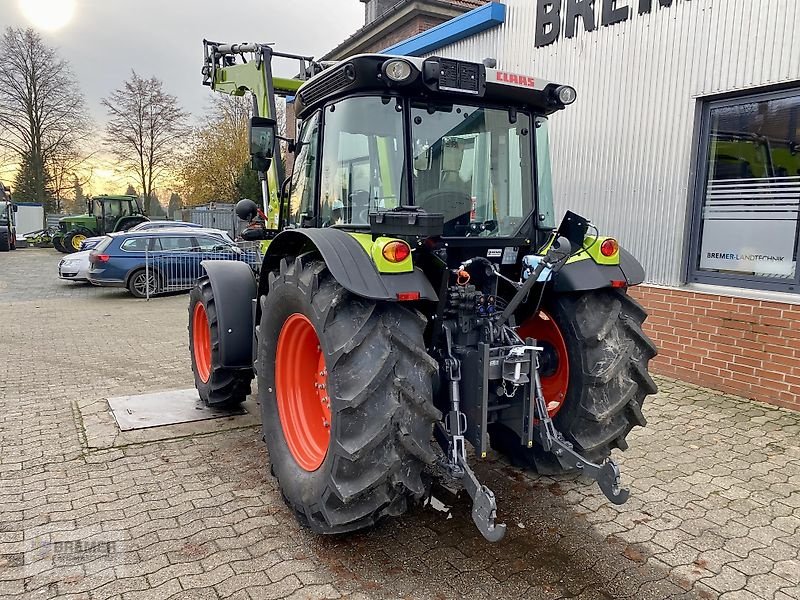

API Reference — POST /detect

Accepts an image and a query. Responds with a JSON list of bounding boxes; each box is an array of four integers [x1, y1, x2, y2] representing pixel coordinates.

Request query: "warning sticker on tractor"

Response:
[[487, 249, 502, 258]]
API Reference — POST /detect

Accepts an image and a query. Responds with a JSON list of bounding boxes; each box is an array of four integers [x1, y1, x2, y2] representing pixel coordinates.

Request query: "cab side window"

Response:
[[287, 111, 321, 228]]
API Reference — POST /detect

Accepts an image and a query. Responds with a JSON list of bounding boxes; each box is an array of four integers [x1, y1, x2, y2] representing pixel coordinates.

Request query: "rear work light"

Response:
[[554, 85, 577, 105], [600, 238, 619, 257], [382, 240, 411, 263], [384, 59, 413, 83]]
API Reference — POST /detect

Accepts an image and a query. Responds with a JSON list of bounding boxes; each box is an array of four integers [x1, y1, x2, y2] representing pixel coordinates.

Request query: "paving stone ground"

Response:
[[1, 248, 799, 600]]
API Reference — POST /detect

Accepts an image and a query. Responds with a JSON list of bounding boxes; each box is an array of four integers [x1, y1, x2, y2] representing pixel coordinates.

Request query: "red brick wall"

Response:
[[362, 15, 447, 52], [629, 285, 800, 412]]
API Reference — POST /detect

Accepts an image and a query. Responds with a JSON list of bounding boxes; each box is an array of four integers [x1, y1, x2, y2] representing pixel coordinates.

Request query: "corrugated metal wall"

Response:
[[428, 0, 800, 286]]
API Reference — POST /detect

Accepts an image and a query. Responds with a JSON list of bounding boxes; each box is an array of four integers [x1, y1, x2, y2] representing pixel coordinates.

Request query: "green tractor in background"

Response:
[[0, 182, 18, 252], [53, 194, 148, 253]]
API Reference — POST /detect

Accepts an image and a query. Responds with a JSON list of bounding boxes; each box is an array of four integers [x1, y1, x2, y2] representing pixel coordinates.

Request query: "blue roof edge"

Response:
[[381, 2, 505, 57]]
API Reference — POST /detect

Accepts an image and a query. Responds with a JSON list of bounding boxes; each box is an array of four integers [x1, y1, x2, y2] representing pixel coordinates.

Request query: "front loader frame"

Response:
[[202, 41, 317, 227]]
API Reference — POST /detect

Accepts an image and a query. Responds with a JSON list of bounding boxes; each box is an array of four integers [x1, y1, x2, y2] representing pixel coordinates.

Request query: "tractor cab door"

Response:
[[316, 96, 406, 228], [115, 200, 147, 231], [102, 199, 130, 233], [285, 111, 321, 229]]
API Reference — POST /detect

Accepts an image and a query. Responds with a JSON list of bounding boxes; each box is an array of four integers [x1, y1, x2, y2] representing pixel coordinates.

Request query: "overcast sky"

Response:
[[1, 0, 365, 123]]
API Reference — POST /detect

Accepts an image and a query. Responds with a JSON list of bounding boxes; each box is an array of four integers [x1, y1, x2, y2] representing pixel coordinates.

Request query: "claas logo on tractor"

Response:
[[188, 40, 658, 542]]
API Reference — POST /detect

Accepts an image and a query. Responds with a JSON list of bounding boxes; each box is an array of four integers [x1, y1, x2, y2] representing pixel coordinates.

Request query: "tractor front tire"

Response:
[[491, 288, 658, 473], [63, 230, 88, 253], [52, 236, 67, 253], [0, 229, 10, 252], [188, 276, 252, 408], [258, 257, 440, 534]]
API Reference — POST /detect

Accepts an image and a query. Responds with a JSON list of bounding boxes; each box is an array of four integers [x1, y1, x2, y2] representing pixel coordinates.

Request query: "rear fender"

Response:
[[200, 260, 257, 369], [257, 228, 438, 306], [553, 247, 645, 292]]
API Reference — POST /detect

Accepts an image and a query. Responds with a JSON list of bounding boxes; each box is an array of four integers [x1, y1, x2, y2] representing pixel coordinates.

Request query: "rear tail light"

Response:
[[382, 240, 411, 263], [90, 253, 110, 264], [600, 238, 619, 257]]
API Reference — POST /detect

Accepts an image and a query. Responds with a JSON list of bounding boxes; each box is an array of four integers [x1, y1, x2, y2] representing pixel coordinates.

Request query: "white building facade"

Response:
[[385, 0, 800, 409]]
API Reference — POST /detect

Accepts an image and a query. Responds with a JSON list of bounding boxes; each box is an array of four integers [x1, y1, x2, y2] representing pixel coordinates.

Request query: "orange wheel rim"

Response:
[[192, 302, 212, 383], [275, 313, 331, 471], [518, 310, 569, 417]]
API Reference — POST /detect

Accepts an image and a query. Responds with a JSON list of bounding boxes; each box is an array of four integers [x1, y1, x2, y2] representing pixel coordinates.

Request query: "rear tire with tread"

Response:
[[188, 276, 252, 407], [490, 288, 657, 473], [0, 229, 10, 252], [258, 257, 441, 534]]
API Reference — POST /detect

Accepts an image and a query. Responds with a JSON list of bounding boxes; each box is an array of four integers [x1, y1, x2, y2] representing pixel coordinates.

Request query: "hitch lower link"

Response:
[[524, 345, 630, 505], [438, 326, 507, 542]]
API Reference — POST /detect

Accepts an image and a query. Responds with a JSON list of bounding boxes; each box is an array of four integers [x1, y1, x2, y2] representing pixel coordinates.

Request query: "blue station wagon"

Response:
[[80, 220, 204, 251], [87, 229, 260, 297]]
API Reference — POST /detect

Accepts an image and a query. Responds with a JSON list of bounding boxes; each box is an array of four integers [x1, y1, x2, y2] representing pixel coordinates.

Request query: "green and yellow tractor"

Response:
[[53, 194, 148, 253], [188, 41, 657, 541]]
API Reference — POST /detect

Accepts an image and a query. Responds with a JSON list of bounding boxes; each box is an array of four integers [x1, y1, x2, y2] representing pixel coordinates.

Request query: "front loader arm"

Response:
[[202, 40, 308, 228]]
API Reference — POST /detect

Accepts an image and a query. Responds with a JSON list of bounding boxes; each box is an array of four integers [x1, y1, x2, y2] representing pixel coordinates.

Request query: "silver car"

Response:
[[58, 250, 91, 282]]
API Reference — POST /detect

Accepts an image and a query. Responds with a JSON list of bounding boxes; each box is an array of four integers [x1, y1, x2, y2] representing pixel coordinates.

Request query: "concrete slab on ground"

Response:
[[108, 388, 246, 431]]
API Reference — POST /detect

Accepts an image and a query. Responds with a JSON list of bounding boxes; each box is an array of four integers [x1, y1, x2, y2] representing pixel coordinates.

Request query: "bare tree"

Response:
[[49, 144, 96, 211], [102, 72, 188, 215], [0, 28, 91, 210]]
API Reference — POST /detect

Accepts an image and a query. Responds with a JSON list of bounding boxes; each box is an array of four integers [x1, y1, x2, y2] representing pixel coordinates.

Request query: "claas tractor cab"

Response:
[[0, 182, 17, 252], [53, 194, 148, 253], [188, 42, 657, 541]]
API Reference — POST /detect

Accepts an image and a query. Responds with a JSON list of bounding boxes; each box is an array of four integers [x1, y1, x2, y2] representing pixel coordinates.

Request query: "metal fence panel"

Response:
[[46, 214, 67, 229], [181, 207, 243, 239], [142, 240, 262, 300]]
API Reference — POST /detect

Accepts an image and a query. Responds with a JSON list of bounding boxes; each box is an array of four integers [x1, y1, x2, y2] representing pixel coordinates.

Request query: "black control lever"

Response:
[[495, 236, 572, 329]]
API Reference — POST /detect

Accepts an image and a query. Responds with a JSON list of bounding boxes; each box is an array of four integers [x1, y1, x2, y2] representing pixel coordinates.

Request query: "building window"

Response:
[[690, 88, 800, 293]]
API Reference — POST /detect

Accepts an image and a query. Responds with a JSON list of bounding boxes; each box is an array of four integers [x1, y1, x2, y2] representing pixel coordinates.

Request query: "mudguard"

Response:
[[553, 247, 645, 292], [259, 228, 438, 301], [200, 260, 257, 368]]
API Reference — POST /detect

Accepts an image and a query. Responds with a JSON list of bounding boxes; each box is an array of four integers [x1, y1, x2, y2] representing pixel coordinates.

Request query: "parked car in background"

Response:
[[58, 250, 92, 282], [80, 220, 204, 251], [61, 228, 236, 284], [87, 228, 260, 298]]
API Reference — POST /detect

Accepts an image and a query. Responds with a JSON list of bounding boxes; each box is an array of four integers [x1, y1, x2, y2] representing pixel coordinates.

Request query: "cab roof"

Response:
[[294, 54, 574, 119]]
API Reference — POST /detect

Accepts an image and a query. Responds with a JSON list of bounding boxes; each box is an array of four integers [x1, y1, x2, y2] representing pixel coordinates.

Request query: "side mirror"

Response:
[[12, 204, 18, 212], [249, 116, 277, 172]]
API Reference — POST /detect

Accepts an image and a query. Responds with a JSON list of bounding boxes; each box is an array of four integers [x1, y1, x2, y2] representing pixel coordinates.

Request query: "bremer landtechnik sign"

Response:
[[535, 0, 686, 47]]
